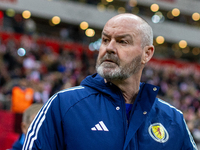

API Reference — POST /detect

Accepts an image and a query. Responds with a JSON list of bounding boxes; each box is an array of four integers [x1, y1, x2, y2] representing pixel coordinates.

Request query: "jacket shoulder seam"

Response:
[[157, 98, 183, 114], [61, 88, 98, 119]]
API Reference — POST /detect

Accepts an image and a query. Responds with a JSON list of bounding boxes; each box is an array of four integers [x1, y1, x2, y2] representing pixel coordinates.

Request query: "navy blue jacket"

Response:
[[23, 73, 197, 150]]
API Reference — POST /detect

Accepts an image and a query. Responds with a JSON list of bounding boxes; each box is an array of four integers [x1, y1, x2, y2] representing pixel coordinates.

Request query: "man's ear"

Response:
[[21, 122, 28, 134], [142, 45, 154, 64]]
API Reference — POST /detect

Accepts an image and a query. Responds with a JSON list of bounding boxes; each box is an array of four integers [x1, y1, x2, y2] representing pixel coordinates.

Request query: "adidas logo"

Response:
[[91, 121, 109, 131]]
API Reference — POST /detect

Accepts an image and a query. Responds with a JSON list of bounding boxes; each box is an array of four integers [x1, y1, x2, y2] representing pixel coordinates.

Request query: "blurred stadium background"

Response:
[[0, 0, 200, 149]]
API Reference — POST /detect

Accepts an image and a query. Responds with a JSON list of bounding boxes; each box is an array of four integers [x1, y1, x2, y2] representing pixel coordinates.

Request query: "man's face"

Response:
[[96, 16, 145, 81]]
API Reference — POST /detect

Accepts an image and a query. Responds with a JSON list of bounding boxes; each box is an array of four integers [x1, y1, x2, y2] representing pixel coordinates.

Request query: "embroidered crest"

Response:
[[148, 123, 169, 143]]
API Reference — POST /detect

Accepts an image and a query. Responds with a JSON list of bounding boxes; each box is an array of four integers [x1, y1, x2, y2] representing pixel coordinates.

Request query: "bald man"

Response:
[[23, 13, 197, 150], [11, 103, 43, 150]]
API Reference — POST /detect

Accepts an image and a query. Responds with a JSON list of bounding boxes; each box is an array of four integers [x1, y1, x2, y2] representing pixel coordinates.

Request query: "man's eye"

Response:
[[119, 40, 127, 44], [103, 38, 109, 43]]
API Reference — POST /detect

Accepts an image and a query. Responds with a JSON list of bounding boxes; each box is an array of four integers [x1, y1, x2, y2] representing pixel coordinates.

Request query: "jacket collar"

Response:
[[124, 83, 160, 149]]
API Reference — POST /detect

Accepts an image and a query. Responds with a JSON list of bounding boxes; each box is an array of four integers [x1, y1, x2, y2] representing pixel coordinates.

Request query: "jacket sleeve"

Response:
[[181, 117, 198, 150], [22, 93, 65, 150]]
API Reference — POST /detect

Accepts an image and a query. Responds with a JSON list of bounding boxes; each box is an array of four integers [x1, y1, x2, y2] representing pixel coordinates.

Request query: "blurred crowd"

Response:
[[0, 32, 96, 109], [0, 29, 200, 146]]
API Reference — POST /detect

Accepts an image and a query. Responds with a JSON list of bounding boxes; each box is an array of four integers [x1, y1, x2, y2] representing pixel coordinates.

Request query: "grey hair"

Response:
[[138, 18, 154, 48]]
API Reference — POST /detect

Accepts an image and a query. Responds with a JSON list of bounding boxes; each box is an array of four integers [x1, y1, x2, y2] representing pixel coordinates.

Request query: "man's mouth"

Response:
[[99, 54, 119, 66], [104, 59, 115, 63], [100, 59, 119, 68], [101, 59, 117, 65]]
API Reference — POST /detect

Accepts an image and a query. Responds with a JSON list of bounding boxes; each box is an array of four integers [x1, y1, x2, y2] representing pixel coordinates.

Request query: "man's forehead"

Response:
[[103, 15, 141, 32], [102, 31, 133, 39], [102, 20, 139, 37], [108, 14, 142, 25]]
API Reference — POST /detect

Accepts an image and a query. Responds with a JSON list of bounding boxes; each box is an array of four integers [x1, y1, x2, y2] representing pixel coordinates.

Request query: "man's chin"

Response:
[[97, 68, 117, 80], [99, 67, 116, 74], [96, 64, 120, 77]]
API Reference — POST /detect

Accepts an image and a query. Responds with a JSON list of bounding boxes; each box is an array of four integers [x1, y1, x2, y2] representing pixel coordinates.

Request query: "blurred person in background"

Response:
[[23, 13, 197, 150], [33, 81, 49, 104], [10, 103, 43, 150], [24, 18, 36, 35], [11, 78, 34, 134]]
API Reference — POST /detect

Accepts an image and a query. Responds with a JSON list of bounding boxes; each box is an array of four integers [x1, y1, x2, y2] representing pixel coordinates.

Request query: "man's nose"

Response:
[[106, 40, 117, 54]]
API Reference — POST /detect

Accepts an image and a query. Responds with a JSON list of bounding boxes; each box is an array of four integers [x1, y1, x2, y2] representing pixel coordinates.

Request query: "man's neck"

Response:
[[109, 75, 141, 104]]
